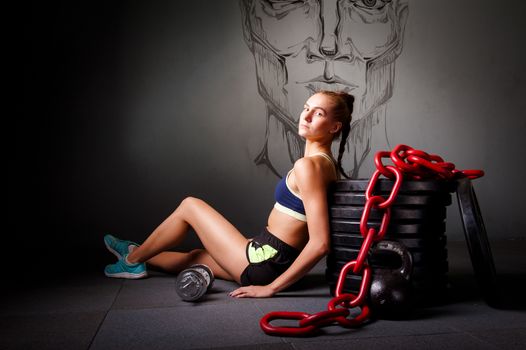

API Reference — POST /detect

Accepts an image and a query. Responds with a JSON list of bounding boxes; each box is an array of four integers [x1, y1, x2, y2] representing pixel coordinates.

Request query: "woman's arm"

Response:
[[267, 157, 332, 292], [230, 157, 332, 298]]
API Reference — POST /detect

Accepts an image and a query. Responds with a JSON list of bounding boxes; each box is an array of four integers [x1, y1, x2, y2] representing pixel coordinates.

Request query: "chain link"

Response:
[[259, 144, 484, 336]]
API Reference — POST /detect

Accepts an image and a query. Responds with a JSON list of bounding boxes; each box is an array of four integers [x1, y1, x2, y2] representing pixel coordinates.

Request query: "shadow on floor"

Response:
[[447, 272, 526, 310]]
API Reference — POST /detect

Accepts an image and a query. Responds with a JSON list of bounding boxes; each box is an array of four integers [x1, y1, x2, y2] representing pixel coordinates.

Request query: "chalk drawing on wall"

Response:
[[240, 0, 409, 178]]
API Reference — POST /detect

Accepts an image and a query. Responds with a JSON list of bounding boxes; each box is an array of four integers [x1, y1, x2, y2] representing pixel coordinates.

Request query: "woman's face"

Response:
[[298, 93, 342, 141]]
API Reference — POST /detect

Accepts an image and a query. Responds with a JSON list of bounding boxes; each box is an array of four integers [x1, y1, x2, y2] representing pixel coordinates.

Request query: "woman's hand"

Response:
[[229, 285, 275, 298]]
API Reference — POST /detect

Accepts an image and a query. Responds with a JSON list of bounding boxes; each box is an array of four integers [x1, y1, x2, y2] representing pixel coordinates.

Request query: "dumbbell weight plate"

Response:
[[190, 264, 214, 291], [176, 271, 208, 301], [175, 264, 215, 302]]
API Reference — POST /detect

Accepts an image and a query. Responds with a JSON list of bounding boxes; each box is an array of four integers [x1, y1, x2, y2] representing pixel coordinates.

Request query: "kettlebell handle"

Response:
[[372, 241, 413, 280]]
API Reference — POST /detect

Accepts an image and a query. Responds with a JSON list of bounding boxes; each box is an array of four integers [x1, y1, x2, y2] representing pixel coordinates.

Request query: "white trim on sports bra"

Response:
[[274, 152, 339, 222], [311, 152, 339, 180], [285, 153, 339, 200], [273, 202, 307, 222], [285, 170, 301, 199]]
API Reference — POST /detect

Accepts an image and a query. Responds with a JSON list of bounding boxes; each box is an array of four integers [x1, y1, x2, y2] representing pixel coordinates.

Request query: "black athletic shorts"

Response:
[[240, 228, 300, 286]]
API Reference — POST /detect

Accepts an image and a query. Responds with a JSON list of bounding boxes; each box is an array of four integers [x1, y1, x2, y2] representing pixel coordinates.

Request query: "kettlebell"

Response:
[[368, 240, 414, 319], [175, 264, 215, 302]]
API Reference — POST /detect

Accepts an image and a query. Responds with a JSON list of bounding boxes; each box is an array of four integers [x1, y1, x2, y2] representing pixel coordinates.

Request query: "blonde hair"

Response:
[[317, 90, 354, 178]]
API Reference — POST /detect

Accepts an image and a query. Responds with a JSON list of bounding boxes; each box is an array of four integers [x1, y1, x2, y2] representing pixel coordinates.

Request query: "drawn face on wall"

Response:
[[241, 0, 408, 125]]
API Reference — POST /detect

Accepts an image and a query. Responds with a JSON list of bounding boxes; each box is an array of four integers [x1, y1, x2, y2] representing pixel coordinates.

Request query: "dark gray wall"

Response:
[[388, 0, 526, 243], [19, 0, 526, 277]]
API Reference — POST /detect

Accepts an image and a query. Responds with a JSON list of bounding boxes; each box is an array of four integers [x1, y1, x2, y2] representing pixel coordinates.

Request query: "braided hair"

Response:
[[317, 90, 354, 179]]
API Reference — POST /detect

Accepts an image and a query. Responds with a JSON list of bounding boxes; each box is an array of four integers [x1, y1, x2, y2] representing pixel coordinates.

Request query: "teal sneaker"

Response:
[[104, 234, 139, 260], [104, 255, 148, 279]]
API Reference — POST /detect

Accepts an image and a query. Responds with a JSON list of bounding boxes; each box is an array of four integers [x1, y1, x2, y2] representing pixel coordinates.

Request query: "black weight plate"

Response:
[[330, 246, 360, 261], [327, 257, 449, 275], [326, 280, 450, 302], [330, 220, 446, 235], [328, 259, 449, 273], [329, 247, 448, 266], [326, 271, 448, 291], [326, 280, 449, 294], [330, 206, 447, 221], [327, 257, 449, 271], [328, 245, 447, 264], [325, 269, 362, 286], [328, 286, 449, 302], [326, 282, 362, 296], [329, 246, 447, 264], [326, 270, 449, 286], [327, 260, 449, 279], [331, 179, 456, 194], [328, 240, 449, 254], [325, 268, 363, 282], [330, 232, 363, 246], [330, 232, 447, 249], [456, 177, 498, 306], [324, 269, 363, 293], [331, 193, 452, 207]]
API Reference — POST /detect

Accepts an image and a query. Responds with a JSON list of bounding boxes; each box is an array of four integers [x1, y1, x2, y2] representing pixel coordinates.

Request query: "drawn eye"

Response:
[[351, 0, 390, 10], [262, 0, 308, 14]]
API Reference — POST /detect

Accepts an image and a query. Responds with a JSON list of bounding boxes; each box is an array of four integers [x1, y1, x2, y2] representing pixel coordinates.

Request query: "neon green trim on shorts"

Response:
[[247, 242, 278, 263]]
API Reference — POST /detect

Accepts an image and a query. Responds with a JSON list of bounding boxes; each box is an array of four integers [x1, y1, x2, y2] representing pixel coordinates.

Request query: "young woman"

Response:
[[104, 91, 354, 298]]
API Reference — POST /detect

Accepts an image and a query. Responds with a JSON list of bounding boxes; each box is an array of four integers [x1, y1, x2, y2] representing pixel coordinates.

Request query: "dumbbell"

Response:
[[175, 264, 215, 302]]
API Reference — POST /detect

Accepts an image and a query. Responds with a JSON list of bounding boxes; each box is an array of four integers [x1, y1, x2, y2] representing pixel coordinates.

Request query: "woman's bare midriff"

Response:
[[266, 208, 309, 250]]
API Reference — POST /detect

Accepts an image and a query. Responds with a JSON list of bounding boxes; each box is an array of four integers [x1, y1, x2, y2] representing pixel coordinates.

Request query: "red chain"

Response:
[[259, 144, 483, 336]]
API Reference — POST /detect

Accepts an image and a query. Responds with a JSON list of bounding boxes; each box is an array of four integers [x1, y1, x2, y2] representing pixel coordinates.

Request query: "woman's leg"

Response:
[[146, 249, 233, 281], [127, 197, 249, 283]]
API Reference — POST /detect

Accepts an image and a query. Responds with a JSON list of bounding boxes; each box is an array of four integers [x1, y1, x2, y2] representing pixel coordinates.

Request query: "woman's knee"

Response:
[[181, 196, 200, 207], [176, 196, 204, 216]]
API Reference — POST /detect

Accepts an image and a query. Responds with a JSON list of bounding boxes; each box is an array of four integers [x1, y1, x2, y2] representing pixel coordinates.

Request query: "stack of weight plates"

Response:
[[326, 179, 456, 305]]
